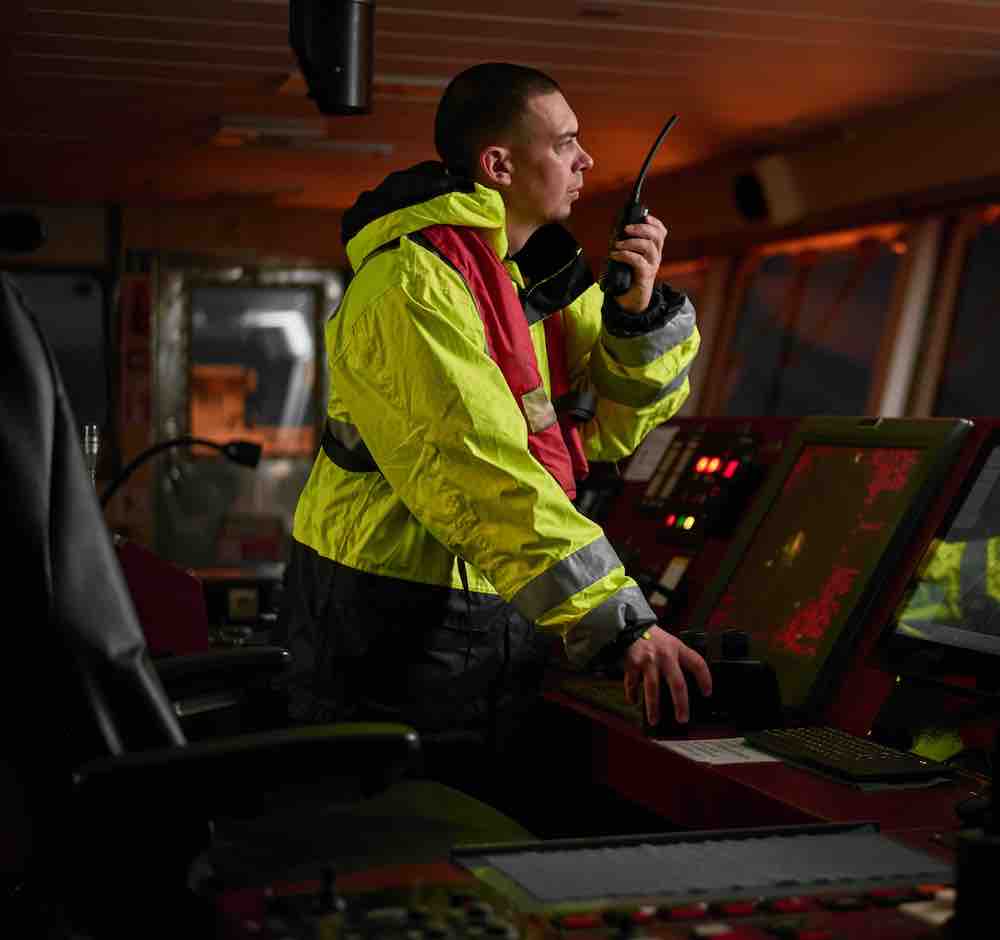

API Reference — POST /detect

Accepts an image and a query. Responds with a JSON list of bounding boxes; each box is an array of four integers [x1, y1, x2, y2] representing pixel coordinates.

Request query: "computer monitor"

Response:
[[683, 416, 971, 720], [884, 426, 1000, 701]]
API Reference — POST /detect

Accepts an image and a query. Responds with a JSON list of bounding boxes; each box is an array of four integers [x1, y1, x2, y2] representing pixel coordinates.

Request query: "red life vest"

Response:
[[418, 224, 588, 500]]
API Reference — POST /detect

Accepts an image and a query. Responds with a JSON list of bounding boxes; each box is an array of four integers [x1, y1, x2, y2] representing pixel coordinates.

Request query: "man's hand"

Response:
[[622, 625, 712, 725], [610, 213, 668, 314]]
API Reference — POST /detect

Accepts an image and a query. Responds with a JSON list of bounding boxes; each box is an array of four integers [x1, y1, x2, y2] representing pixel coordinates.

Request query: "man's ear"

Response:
[[479, 145, 513, 187]]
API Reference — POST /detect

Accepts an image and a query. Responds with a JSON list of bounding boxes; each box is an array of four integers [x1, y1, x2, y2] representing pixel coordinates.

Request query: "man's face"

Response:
[[502, 91, 594, 230]]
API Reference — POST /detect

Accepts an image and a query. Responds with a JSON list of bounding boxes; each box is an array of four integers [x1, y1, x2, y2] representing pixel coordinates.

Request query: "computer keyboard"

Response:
[[556, 676, 640, 724], [744, 726, 953, 784]]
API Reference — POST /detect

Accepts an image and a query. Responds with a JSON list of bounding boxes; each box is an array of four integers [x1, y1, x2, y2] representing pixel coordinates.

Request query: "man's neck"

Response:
[[474, 177, 539, 256], [505, 219, 537, 257]]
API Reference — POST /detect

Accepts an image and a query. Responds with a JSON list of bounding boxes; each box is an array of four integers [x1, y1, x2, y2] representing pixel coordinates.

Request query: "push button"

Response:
[[664, 902, 709, 920], [713, 901, 756, 917], [629, 906, 658, 925], [914, 883, 952, 899], [866, 888, 911, 906], [365, 907, 410, 927], [818, 895, 866, 911], [690, 925, 757, 939], [484, 919, 518, 939], [466, 902, 495, 921], [603, 906, 658, 930], [766, 897, 812, 914]]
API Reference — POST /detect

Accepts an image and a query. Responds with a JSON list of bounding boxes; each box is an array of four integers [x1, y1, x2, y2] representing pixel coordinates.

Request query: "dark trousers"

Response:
[[276, 541, 675, 838], [276, 539, 552, 755]]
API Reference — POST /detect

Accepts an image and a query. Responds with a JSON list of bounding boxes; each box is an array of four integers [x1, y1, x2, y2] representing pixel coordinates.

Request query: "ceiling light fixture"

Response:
[[210, 114, 393, 155]]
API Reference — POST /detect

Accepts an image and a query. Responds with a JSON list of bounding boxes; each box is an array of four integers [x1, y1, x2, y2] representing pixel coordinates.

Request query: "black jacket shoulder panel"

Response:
[[341, 162, 476, 245]]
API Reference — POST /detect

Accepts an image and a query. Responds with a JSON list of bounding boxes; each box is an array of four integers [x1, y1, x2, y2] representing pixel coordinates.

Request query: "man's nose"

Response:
[[578, 147, 594, 171]]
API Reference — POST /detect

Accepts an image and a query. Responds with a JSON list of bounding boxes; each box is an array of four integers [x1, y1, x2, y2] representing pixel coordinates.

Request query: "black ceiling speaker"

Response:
[[0, 210, 47, 253], [733, 156, 808, 227], [290, 0, 375, 116], [732, 172, 770, 222]]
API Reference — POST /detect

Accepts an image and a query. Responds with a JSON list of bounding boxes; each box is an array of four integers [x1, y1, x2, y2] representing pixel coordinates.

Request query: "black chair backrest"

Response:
[[1, 273, 185, 818]]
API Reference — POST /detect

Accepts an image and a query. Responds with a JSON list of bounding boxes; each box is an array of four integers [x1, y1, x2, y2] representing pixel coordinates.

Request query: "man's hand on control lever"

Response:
[[622, 625, 713, 725]]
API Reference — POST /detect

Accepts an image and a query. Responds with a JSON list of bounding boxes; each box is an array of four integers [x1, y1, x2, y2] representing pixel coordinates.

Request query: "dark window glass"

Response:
[[722, 237, 902, 416], [662, 266, 703, 312], [934, 214, 1000, 417]]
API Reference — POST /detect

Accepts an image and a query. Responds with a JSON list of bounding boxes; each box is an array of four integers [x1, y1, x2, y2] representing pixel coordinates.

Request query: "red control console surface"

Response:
[[218, 849, 955, 940], [115, 536, 210, 655], [544, 682, 981, 839]]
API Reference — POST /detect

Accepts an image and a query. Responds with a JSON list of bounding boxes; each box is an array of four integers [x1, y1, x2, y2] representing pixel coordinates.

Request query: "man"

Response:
[[899, 536, 1000, 637], [279, 63, 710, 765]]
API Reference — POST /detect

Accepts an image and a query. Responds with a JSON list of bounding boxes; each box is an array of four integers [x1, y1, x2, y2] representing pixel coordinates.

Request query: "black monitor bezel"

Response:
[[879, 424, 1000, 701], [682, 415, 972, 721]]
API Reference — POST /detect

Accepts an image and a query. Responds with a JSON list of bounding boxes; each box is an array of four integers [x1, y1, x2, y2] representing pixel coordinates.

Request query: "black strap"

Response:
[[555, 387, 597, 423], [321, 422, 379, 473]]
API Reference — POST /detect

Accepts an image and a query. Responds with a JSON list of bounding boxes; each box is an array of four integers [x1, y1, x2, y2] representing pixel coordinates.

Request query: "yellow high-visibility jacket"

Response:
[[899, 537, 1000, 631], [292, 162, 699, 666]]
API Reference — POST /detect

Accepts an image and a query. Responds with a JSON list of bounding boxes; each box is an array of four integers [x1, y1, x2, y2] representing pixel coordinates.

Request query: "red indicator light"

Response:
[[630, 907, 657, 924], [694, 457, 709, 473], [723, 459, 740, 479], [665, 514, 677, 527], [707, 457, 721, 473], [716, 901, 757, 916]]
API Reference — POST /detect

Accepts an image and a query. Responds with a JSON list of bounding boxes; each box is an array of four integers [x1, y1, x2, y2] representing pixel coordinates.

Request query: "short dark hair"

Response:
[[434, 63, 562, 178]]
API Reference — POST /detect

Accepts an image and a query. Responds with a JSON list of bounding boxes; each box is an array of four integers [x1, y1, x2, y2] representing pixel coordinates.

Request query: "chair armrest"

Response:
[[72, 722, 423, 812], [152, 646, 294, 736], [153, 646, 291, 706], [153, 646, 291, 684]]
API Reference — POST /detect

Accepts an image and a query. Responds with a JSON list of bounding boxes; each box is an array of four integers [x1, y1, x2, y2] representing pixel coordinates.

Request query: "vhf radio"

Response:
[[604, 114, 679, 297]]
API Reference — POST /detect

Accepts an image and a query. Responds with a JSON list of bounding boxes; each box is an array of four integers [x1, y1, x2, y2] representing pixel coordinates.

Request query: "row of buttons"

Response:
[[338, 896, 518, 940], [555, 882, 951, 928]]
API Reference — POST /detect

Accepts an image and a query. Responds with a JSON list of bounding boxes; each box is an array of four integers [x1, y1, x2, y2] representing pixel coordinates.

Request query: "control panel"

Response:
[[639, 427, 762, 541], [225, 883, 956, 940], [219, 835, 956, 940], [577, 416, 796, 628]]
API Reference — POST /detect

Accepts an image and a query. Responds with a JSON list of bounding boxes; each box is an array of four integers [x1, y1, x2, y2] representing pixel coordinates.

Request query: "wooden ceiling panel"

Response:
[[3, 0, 1000, 211]]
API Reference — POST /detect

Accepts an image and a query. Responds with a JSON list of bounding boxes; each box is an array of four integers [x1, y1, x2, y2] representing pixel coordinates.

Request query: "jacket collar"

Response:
[[514, 223, 595, 317], [342, 162, 594, 309]]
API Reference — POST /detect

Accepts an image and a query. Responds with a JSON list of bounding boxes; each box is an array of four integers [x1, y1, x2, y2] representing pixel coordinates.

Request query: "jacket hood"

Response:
[[342, 161, 508, 273]]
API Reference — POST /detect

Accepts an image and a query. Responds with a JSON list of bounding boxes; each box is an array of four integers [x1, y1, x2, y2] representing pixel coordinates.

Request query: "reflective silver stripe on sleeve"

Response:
[[593, 362, 691, 408], [602, 296, 696, 367], [564, 585, 656, 667], [511, 536, 623, 622], [521, 385, 558, 433]]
